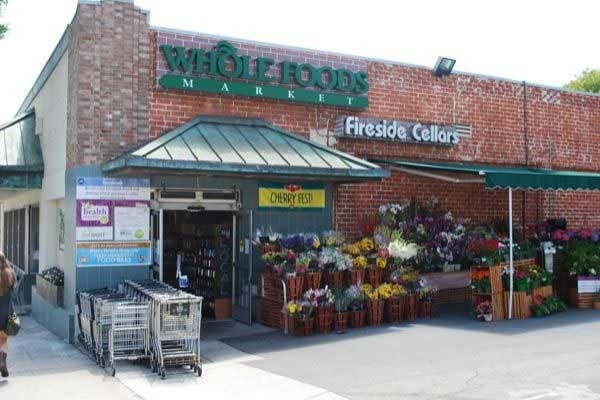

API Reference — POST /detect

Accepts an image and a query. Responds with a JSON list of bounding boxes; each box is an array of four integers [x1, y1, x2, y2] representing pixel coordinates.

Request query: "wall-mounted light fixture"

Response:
[[433, 57, 456, 77]]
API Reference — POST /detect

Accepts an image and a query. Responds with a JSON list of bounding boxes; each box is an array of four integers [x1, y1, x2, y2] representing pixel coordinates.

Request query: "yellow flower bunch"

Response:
[[360, 283, 373, 294], [353, 256, 368, 269], [391, 284, 407, 297], [287, 302, 299, 315], [377, 283, 393, 299], [312, 236, 321, 249], [376, 257, 387, 269], [401, 271, 419, 283], [345, 244, 361, 256], [357, 238, 374, 253]]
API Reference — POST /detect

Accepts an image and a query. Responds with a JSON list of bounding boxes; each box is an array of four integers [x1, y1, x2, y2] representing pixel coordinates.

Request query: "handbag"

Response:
[[5, 297, 20, 336]]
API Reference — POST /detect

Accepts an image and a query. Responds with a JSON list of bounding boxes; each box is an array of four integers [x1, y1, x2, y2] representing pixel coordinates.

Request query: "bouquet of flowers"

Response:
[[304, 286, 335, 307], [346, 284, 367, 311], [320, 247, 351, 271], [475, 301, 493, 321], [467, 239, 502, 266], [322, 231, 346, 247]]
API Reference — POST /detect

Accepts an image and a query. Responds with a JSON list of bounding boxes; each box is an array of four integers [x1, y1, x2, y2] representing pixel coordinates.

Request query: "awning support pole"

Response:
[[508, 187, 514, 320]]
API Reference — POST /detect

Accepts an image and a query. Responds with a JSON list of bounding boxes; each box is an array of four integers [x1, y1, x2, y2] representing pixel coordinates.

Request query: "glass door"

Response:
[[232, 209, 253, 324], [151, 209, 163, 281]]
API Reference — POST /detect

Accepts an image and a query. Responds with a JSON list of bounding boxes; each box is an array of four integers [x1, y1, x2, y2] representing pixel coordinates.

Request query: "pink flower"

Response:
[[579, 229, 592, 240]]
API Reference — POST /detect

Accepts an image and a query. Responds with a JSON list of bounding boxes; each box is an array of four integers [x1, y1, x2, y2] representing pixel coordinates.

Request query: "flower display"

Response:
[[345, 284, 367, 311], [322, 231, 345, 247]]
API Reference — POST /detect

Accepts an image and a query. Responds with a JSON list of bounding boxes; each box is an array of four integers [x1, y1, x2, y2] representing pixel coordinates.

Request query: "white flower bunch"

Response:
[[388, 239, 420, 260]]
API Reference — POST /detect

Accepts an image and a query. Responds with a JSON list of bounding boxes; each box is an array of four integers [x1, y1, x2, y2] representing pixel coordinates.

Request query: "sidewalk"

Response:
[[0, 316, 346, 400]]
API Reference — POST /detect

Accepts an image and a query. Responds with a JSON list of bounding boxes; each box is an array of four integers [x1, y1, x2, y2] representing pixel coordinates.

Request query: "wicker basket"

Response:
[[325, 270, 344, 289], [385, 296, 405, 322], [366, 268, 383, 287], [334, 312, 349, 332], [346, 269, 366, 286], [406, 293, 418, 321], [304, 272, 322, 291], [294, 318, 314, 336], [315, 305, 333, 334], [348, 309, 366, 328], [366, 299, 385, 326], [285, 276, 304, 300]]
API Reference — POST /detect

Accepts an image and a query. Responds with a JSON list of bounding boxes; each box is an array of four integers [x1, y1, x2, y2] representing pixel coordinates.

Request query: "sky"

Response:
[[0, 0, 598, 122]]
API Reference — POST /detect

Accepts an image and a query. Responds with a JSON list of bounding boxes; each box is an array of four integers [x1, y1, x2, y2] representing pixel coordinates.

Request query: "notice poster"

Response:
[[577, 277, 600, 293], [76, 241, 152, 267], [76, 177, 151, 267], [76, 200, 113, 241], [114, 201, 150, 241]]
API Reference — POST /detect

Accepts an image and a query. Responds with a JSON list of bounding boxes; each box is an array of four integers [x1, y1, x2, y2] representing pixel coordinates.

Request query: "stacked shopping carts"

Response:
[[124, 280, 203, 379], [77, 280, 202, 379]]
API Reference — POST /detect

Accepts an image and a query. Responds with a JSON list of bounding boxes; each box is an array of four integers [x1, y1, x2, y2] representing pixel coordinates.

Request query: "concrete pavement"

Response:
[[224, 308, 600, 400]]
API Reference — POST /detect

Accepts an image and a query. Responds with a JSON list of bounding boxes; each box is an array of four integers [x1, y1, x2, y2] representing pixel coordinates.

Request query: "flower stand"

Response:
[[334, 312, 349, 332], [366, 299, 385, 326], [304, 272, 322, 291], [419, 300, 432, 319], [315, 305, 334, 334], [286, 276, 304, 300], [366, 267, 383, 286], [406, 293, 418, 321], [325, 270, 344, 289], [346, 269, 366, 286], [348, 309, 366, 328], [294, 318, 314, 336], [385, 296, 403, 322]]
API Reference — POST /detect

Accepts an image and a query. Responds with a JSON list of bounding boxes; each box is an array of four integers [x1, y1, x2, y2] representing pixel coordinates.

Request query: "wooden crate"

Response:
[[568, 288, 596, 308], [260, 272, 284, 302], [532, 285, 553, 299], [492, 292, 505, 321], [36, 274, 64, 308], [512, 258, 537, 269], [259, 298, 285, 329], [504, 291, 531, 319], [471, 264, 503, 294]]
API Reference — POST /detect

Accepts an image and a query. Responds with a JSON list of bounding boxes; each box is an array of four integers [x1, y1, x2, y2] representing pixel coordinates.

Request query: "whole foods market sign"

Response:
[[159, 41, 368, 109], [335, 116, 460, 146], [258, 182, 325, 209]]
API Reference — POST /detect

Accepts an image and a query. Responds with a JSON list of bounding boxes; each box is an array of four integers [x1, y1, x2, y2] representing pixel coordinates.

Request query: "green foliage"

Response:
[[0, 0, 7, 40], [565, 69, 600, 94], [562, 240, 600, 276]]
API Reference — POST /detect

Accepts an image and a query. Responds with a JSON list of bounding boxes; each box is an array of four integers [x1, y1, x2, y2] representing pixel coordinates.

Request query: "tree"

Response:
[[565, 69, 600, 94], [0, 0, 7, 40]]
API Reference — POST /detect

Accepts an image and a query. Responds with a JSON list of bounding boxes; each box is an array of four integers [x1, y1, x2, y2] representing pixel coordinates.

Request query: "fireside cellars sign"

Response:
[[335, 116, 461, 146], [159, 41, 368, 108]]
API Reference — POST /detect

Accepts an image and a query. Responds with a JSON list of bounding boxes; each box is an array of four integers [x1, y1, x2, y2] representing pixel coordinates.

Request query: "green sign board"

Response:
[[159, 40, 369, 109]]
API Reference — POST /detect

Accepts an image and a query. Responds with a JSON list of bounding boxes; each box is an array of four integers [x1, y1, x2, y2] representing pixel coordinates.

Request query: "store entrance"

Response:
[[161, 210, 234, 320]]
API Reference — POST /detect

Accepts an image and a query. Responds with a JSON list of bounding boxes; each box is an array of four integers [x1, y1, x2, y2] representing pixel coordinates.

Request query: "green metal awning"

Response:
[[372, 159, 600, 191], [0, 112, 43, 189], [104, 116, 389, 182]]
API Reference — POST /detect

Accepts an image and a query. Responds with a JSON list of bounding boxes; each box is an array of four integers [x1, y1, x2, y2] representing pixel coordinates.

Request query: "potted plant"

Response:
[[346, 284, 367, 328], [332, 288, 351, 333], [514, 269, 530, 292], [36, 267, 65, 308], [321, 247, 349, 289], [467, 239, 502, 266], [475, 300, 493, 322], [471, 268, 492, 294], [346, 254, 367, 286], [305, 286, 334, 334], [302, 253, 323, 291], [281, 251, 304, 300], [285, 300, 314, 336], [362, 284, 385, 326], [418, 286, 435, 319], [380, 283, 406, 322]]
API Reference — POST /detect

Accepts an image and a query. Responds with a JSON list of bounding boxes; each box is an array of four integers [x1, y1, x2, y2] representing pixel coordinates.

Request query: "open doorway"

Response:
[[161, 210, 234, 320]]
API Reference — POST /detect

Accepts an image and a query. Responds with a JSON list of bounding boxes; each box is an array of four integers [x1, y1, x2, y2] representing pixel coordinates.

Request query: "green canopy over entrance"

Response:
[[104, 116, 389, 182], [372, 159, 600, 191]]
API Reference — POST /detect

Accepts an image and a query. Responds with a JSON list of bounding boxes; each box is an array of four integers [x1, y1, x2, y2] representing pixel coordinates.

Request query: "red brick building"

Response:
[[4, 0, 599, 337]]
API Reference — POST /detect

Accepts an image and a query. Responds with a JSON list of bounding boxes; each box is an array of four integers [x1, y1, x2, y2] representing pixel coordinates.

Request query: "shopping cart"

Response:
[[107, 301, 151, 376], [77, 288, 116, 356], [91, 293, 128, 366], [124, 280, 203, 379]]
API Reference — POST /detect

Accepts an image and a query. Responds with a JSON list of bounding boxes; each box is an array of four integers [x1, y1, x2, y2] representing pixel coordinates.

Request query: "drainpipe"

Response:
[[522, 81, 529, 240]]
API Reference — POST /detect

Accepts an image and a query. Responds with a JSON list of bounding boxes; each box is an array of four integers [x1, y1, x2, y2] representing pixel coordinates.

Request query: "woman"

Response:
[[0, 251, 16, 378]]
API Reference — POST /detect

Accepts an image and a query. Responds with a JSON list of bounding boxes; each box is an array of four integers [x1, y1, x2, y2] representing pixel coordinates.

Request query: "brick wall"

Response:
[[67, 0, 151, 167], [148, 28, 600, 237], [65, 1, 600, 238]]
